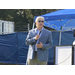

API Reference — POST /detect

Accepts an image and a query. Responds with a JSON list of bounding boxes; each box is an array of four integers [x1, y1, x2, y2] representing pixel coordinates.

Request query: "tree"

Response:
[[0, 9, 60, 31]]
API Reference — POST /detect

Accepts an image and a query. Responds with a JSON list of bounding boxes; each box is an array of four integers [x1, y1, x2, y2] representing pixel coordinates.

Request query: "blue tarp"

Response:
[[0, 31, 75, 65], [0, 32, 28, 64], [34, 9, 75, 31], [17, 32, 28, 64], [0, 33, 17, 64]]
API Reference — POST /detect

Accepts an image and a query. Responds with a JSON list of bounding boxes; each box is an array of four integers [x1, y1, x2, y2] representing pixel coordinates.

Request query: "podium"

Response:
[[54, 45, 74, 65]]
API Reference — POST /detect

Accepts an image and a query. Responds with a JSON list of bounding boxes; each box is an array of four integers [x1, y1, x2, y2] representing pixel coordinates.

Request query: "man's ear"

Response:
[[35, 22, 37, 26]]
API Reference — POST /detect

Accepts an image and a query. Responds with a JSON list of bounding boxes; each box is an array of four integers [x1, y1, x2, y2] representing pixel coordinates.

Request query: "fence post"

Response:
[[28, 23, 30, 32]]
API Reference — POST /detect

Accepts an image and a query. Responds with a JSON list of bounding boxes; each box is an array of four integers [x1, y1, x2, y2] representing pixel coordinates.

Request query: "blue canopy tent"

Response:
[[33, 9, 75, 45], [34, 9, 75, 21]]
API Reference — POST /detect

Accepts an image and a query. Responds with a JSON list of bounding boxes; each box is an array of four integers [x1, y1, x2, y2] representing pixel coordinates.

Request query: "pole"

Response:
[[32, 22, 35, 29], [28, 23, 30, 32], [59, 26, 62, 45]]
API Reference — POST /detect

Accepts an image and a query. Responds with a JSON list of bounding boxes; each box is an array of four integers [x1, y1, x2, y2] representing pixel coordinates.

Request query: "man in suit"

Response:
[[25, 16, 53, 65]]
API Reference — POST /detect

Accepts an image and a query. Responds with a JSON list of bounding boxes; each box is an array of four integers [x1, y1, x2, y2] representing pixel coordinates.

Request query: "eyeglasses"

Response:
[[37, 20, 44, 23]]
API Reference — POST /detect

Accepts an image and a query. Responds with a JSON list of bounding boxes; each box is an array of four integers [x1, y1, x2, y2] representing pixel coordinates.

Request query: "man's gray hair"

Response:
[[35, 16, 45, 22]]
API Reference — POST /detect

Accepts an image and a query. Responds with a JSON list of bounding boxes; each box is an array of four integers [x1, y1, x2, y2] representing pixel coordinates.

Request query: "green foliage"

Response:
[[0, 9, 60, 31]]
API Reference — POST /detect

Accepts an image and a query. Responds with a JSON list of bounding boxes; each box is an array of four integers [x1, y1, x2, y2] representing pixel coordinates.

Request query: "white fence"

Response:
[[0, 20, 14, 34]]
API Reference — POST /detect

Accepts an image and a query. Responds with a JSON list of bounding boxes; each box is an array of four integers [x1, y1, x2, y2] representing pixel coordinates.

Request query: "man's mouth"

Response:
[[40, 24, 42, 25]]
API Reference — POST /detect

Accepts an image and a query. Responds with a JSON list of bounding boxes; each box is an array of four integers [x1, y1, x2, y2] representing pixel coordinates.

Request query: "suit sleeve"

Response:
[[25, 31, 36, 45], [42, 32, 53, 50]]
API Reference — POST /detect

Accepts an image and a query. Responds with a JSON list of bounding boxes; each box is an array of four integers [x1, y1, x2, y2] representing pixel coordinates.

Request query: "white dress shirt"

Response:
[[35, 27, 44, 51]]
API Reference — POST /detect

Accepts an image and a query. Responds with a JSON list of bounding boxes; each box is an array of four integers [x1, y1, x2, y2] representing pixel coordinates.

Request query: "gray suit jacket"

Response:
[[25, 27, 52, 61]]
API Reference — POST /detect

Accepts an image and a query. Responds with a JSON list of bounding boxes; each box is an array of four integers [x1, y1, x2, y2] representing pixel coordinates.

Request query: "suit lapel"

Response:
[[34, 28, 37, 37]]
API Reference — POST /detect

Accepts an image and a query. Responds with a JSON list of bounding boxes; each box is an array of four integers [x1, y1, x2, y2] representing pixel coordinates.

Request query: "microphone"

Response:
[[39, 30, 41, 35]]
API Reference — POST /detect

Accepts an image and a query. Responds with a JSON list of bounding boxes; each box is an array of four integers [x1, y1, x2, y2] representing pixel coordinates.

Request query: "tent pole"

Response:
[[59, 26, 62, 45], [59, 19, 72, 45]]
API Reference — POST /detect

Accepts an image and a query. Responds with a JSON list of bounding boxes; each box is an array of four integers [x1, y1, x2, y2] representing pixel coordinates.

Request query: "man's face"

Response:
[[36, 18, 44, 29]]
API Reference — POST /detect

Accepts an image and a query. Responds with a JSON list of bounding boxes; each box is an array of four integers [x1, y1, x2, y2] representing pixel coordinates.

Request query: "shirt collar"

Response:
[[36, 27, 44, 32]]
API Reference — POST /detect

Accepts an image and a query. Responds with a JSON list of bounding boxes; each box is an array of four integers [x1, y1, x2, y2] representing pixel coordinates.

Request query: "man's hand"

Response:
[[36, 42, 43, 48], [35, 35, 40, 40]]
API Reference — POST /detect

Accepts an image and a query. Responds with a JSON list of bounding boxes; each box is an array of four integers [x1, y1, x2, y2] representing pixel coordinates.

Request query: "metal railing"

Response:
[[14, 23, 30, 32]]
